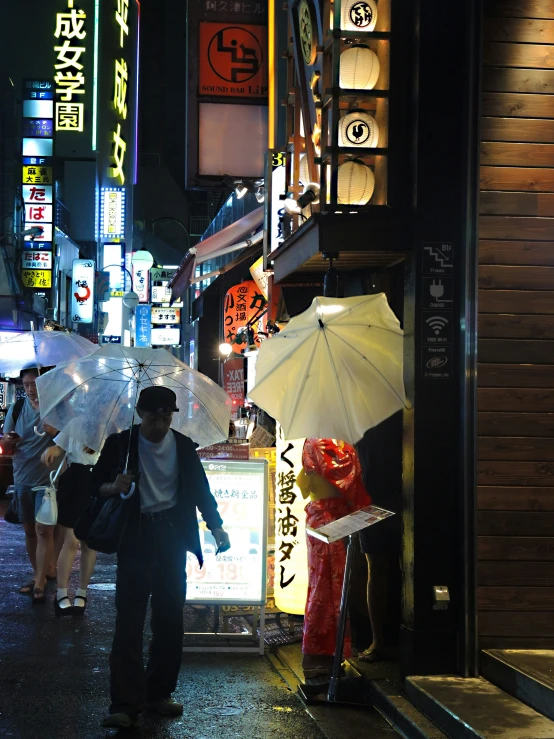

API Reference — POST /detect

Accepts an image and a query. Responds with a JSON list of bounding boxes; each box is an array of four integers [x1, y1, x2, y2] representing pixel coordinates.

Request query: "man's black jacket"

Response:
[[89, 425, 223, 565]]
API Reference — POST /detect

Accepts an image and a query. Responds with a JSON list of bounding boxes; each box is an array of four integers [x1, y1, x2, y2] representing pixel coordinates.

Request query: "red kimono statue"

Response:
[[300, 439, 371, 668]]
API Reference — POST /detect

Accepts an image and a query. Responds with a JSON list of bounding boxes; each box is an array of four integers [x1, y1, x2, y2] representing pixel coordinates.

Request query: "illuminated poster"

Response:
[[22, 251, 53, 270], [21, 270, 52, 289], [223, 357, 245, 417], [199, 22, 267, 98], [71, 259, 95, 323], [274, 427, 308, 615], [186, 459, 268, 604]]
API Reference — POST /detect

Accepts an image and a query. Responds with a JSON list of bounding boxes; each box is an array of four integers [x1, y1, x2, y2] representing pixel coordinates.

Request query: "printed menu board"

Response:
[[186, 459, 268, 605]]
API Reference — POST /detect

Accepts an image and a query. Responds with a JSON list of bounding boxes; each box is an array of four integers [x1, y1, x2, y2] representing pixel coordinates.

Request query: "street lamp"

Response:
[[103, 263, 139, 309], [131, 247, 154, 270]]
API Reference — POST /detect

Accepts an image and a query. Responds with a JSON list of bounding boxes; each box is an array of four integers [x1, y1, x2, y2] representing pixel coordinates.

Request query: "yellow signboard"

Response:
[[23, 166, 53, 185], [22, 270, 52, 288]]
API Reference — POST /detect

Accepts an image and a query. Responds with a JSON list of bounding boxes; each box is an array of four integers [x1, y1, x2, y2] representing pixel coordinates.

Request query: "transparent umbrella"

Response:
[[35, 345, 232, 460], [249, 294, 407, 445], [0, 330, 97, 376]]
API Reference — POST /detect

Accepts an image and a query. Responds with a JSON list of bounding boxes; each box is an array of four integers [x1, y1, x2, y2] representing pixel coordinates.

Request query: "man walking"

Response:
[[2, 368, 58, 604], [90, 386, 230, 729]]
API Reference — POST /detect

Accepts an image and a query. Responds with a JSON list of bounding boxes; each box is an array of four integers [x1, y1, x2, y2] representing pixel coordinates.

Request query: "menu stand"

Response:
[[298, 505, 395, 705]]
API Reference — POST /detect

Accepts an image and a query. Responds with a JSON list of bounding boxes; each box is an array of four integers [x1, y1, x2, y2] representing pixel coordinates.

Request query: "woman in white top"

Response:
[[42, 431, 100, 615]]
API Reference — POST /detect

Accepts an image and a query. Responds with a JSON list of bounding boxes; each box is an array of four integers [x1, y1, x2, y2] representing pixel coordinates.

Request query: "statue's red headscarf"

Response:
[[302, 438, 371, 511]]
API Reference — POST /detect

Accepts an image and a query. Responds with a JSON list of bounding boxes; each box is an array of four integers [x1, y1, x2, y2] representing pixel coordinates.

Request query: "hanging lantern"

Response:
[[338, 110, 379, 148], [337, 160, 375, 205], [339, 45, 380, 90], [341, 0, 377, 32], [299, 154, 310, 185], [223, 280, 266, 348]]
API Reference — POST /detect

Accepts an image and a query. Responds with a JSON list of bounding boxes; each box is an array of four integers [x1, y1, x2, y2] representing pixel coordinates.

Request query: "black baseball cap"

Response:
[[137, 386, 179, 413]]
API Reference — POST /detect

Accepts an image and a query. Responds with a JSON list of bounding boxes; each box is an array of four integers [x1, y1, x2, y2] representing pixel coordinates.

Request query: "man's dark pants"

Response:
[[110, 512, 186, 715]]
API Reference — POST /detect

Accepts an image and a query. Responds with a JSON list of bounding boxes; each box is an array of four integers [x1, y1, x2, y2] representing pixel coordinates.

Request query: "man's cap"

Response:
[[137, 386, 179, 413]]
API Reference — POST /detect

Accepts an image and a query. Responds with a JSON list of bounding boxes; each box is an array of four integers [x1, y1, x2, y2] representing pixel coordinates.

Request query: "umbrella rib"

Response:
[[320, 328, 356, 443], [324, 325, 407, 408]]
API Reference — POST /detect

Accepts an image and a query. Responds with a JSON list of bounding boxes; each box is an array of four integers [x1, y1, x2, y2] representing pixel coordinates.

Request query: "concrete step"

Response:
[[405, 675, 554, 739], [481, 649, 554, 723]]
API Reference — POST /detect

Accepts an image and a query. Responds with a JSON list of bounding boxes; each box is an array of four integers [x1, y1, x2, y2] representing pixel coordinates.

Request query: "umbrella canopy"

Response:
[[0, 330, 97, 376], [249, 294, 406, 445], [35, 345, 232, 452]]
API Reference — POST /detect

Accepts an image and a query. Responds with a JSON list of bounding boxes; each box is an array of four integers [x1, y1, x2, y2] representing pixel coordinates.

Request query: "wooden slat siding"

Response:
[[479, 587, 554, 610], [479, 561, 554, 586], [478, 412, 554, 437], [480, 636, 554, 648], [478, 241, 554, 265], [481, 166, 554, 191], [478, 485, 554, 507], [481, 144, 554, 167], [480, 218, 554, 239], [479, 438, 554, 461], [484, 18, 554, 44], [483, 43, 554, 68], [482, 117, 554, 143], [478, 462, 554, 486], [479, 340, 554, 363], [482, 68, 554, 93], [479, 537, 554, 560], [479, 314, 554, 339], [485, 0, 554, 21], [480, 612, 554, 636], [479, 290, 554, 313], [479, 364, 554, 386], [482, 93, 554, 118], [480, 193, 554, 217], [478, 511, 554, 535], [478, 388, 554, 411], [479, 265, 554, 288]]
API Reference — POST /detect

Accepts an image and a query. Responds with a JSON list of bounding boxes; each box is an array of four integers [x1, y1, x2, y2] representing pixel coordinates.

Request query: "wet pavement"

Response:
[[0, 501, 396, 739]]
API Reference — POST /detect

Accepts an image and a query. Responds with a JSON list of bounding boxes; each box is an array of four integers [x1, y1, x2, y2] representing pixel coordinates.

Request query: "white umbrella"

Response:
[[249, 294, 406, 445], [35, 345, 232, 455], [0, 329, 97, 376]]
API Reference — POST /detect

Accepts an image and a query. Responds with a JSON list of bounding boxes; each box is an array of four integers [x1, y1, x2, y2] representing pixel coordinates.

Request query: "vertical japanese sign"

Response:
[[223, 280, 267, 348], [54, 0, 87, 134], [71, 259, 95, 323], [135, 304, 152, 347], [187, 459, 268, 604], [21, 80, 54, 268], [274, 426, 308, 615], [132, 263, 149, 303], [108, 0, 131, 185], [223, 357, 245, 417]]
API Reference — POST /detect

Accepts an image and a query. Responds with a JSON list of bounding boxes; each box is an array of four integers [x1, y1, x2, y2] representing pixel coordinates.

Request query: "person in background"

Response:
[[90, 386, 231, 730], [2, 368, 58, 604], [41, 431, 99, 615]]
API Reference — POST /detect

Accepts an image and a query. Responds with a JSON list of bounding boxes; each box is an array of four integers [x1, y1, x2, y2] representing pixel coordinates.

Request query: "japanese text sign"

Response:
[[22, 251, 53, 270], [54, 0, 87, 132], [223, 280, 266, 348], [274, 427, 308, 615], [21, 270, 52, 289], [199, 22, 267, 98], [187, 459, 268, 604], [151, 307, 180, 324], [223, 357, 245, 417], [71, 259, 95, 323], [135, 304, 152, 347]]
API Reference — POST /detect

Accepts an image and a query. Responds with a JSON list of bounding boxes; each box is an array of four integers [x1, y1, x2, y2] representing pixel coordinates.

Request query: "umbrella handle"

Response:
[[33, 425, 46, 437], [120, 480, 136, 500]]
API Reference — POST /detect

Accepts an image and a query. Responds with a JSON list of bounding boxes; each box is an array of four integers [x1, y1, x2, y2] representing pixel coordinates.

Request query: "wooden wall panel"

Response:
[[479, 217, 554, 240], [478, 364, 554, 387], [478, 586, 554, 610], [478, 511, 554, 535], [478, 485, 554, 507], [480, 143, 554, 167], [479, 264, 554, 288], [483, 18, 554, 44], [482, 93, 554, 118], [481, 166, 554, 191], [479, 314, 554, 339], [483, 42, 554, 69], [482, 68, 554, 93], [478, 462, 554, 486], [479, 561, 554, 586], [478, 388, 554, 411], [478, 412, 554, 437], [478, 240, 554, 265], [485, 0, 554, 20], [479, 289, 554, 313], [480, 194, 554, 216], [479, 339, 554, 363]]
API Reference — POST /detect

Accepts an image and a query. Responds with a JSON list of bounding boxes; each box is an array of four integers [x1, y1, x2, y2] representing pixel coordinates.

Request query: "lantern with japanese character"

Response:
[[223, 280, 267, 349]]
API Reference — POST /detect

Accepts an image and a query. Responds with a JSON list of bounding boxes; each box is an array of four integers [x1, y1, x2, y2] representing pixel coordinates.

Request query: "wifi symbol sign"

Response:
[[426, 315, 449, 335]]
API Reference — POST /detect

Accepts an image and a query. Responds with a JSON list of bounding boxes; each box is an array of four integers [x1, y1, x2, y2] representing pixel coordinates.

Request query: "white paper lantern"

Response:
[[299, 154, 310, 185], [337, 160, 375, 205], [338, 110, 379, 148], [340, 45, 380, 90], [341, 0, 377, 32]]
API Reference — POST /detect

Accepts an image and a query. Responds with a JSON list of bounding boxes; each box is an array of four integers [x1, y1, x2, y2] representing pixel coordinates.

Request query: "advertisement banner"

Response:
[[150, 327, 180, 345], [274, 426, 308, 615], [22, 250, 52, 270], [199, 22, 267, 98], [71, 259, 95, 323], [223, 358, 245, 416], [132, 264, 149, 303], [135, 304, 152, 348], [186, 459, 268, 604], [151, 306, 180, 325], [21, 270, 52, 289]]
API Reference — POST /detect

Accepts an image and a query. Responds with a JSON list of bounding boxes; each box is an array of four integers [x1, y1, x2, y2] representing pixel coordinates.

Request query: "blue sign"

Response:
[[135, 305, 152, 348], [23, 119, 54, 138], [101, 335, 122, 344], [22, 156, 53, 166]]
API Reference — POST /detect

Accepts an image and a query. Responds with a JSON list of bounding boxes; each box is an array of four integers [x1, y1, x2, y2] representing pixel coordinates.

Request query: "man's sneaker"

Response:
[[102, 712, 141, 729], [146, 698, 184, 716]]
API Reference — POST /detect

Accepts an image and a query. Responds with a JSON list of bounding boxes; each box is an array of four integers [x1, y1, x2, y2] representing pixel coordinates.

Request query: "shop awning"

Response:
[[168, 206, 264, 303]]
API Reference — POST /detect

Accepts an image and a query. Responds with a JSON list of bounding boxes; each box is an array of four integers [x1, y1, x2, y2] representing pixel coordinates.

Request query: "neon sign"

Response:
[[108, 0, 130, 184], [54, 0, 87, 133]]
